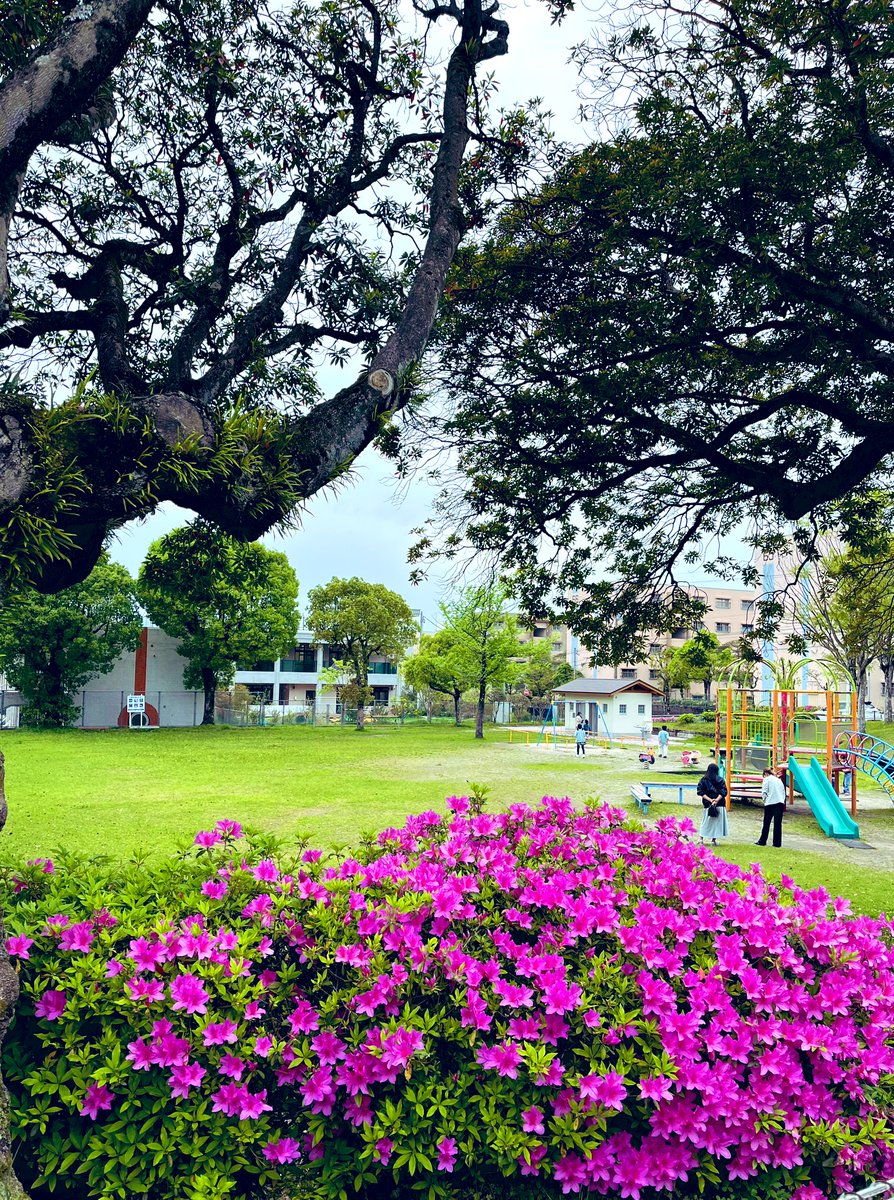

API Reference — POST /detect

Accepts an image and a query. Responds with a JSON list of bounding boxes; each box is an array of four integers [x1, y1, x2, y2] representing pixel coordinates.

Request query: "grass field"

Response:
[[1, 723, 892, 915]]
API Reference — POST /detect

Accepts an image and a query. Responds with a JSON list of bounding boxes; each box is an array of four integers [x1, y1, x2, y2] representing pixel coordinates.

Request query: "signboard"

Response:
[[127, 694, 146, 714]]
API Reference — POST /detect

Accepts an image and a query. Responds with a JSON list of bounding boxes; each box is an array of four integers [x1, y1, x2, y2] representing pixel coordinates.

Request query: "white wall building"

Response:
[[552, 678, 662, 737]]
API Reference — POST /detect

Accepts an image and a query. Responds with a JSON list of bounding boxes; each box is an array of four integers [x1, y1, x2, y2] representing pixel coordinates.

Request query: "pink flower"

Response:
[[522, 1106, 545, 1134], [194, 830, 222, 847], [252, 859, 279, 883], [59, 921, 94, 953], [374, 1138, 394, 1165], [126, 977, 165, 1004], [129, 936, 166, 973], [6, 935, 33, 960], [244, 1000, 266, 1020], [219, 1054, 246, 1080], [34, 989, 67, 1021], [215, 819, 243, 838], [126, 1038, 154, 1071], [238, 1088, 272, 1120], [170, 973, 210, 1015], [201, 880, 228, 899], [254, 1035, 273, 1058], [28, 857, 55, 874], [639, 1075, 674, 1103], [203, 1019, 238, 1046], [580, 1071, 626, 1110], [437, 1136, 457, 1173], [169, 1062, 206, 1099], [80, 1083, 114, 1120], [263, 1138, 302, 1163], [105, 960, 125, 977]]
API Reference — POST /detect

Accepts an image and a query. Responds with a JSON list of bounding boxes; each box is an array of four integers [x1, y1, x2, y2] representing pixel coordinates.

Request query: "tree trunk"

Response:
[[475, 676, 486, 739], [356, 669, 368, 730], [885, 660, 894, 724], [856, 664, 868, 734], [0, 754, 32, 1199], [453, 689, 462, 726], [201, 668, 215, 725]]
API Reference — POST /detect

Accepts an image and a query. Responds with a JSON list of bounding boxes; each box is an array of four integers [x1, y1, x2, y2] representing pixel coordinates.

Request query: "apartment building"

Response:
[[572, 583, 763, 697]]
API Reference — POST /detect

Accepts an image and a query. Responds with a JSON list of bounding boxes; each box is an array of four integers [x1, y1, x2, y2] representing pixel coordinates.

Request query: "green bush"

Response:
[[675, 713, 698, 726]]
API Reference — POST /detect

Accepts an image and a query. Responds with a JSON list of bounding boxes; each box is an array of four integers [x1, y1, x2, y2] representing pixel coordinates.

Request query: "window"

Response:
[[671, 628, 687, 640], [649, 642, 662, 654], [649, 670, 660, 680], [281, 645, 317, 672], [305, 690, 316, 705], [637, 704, 646, 714], [245, 683, 273, 702], [322, 646, 345, 668], [741, 599, 754, 611], [602, 703, 608, 713], [372, 686, 391, 705], [369, 660, 398, 675], [620, 668, 636, 679], [619, 704, 627, 714], [716, 622, 731, 634], [715, 597, 731, 610], [741, 624, 753, 634], [532, 627, 547, 638], [247, 660, 275, 672]]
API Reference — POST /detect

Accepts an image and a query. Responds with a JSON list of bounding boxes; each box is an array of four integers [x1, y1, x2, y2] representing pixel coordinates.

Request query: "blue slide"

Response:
[[787, 756, 860, 840]]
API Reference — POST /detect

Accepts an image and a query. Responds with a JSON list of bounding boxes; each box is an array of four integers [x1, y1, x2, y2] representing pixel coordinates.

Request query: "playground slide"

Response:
[[787, 755, 860, 840]]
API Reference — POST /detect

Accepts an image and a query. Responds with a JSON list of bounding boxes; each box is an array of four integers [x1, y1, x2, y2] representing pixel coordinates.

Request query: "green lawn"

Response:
[[1, 723, 892, 915]]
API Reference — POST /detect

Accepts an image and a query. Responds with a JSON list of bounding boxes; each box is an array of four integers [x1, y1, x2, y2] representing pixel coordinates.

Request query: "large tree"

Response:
[[401, 629, 476, 725], [138, 521, 299, 724], [306, 576, 417, 729], [440, 581, 523, 738], [0, 0, 536, 596], [798, 545, 894, 731], [427, 0, 894, 653], [0, 555, 141, 726]]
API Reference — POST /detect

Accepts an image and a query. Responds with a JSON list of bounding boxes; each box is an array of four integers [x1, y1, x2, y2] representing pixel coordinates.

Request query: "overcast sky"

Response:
[[107, 0, 600, 624]]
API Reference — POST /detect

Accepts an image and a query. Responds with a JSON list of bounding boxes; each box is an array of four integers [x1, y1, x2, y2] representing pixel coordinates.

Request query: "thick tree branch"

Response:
[[0, 0, 155, 320]]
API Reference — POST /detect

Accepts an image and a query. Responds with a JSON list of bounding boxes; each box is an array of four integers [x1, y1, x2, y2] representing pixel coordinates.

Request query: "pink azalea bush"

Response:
[[2, 799, 893, 1200]]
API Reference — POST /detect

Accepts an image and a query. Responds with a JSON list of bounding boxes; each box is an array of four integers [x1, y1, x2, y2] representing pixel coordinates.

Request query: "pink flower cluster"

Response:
[[14, 800, 894, 1200]]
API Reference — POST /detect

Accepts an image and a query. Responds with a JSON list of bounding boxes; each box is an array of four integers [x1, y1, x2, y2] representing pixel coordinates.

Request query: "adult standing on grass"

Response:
[[697, 762, 729, 846], [575, 722, 587, 757], [756, 767, 786, 847], [657, 725, 670, 759]]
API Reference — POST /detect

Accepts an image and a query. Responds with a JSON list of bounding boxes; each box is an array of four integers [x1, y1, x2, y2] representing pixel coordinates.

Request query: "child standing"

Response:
[[575, 723, 587, 757]]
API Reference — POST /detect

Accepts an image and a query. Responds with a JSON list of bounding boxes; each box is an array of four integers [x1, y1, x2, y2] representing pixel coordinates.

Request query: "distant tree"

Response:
[[671, 632, 732, 702], [0, 556, 141, 726], [402, 631, 476, 727], [520, 640, 577, 714], [799, 546, 894, 731], [441, 583, 524, 739], [647, 647, 677, 707], [138, 521, 299, 725], [306, 578, 416, 730]]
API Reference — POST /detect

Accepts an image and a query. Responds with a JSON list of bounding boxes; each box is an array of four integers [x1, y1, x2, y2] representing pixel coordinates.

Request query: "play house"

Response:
[[552, 678, 662, 738]]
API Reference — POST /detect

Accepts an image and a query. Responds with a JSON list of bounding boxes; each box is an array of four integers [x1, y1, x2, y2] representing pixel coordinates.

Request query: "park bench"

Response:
[[630, 781, 699, 814]]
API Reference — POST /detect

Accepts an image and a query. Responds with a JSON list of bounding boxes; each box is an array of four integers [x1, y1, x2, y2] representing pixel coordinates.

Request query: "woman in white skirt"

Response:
[[697, 762, 729, 845]]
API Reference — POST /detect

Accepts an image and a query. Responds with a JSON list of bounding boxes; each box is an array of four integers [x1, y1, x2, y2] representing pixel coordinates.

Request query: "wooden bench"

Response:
[[631, 784, 652, 814]]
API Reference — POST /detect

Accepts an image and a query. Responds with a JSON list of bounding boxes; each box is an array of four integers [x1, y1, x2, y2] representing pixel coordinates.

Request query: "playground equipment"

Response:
[[787, 755, 860, 839], [714, 657, 881, 838], [536, 703, 613, 749]]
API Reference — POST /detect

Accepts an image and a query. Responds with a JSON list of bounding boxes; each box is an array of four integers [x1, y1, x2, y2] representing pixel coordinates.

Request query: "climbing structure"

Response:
[[715, 657, 860, 819], [834, 732, 894, 801]]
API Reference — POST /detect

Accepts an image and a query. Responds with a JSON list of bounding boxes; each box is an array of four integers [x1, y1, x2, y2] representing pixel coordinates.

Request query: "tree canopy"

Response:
[[306, 576, 417, 727], [425, 0, 894, 654], [0, 555, 141, 726], [138, 521, 299, 724], [439, 581, 523, 738], [401, 629, 477, 725], [0, 0, 539, 596]]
